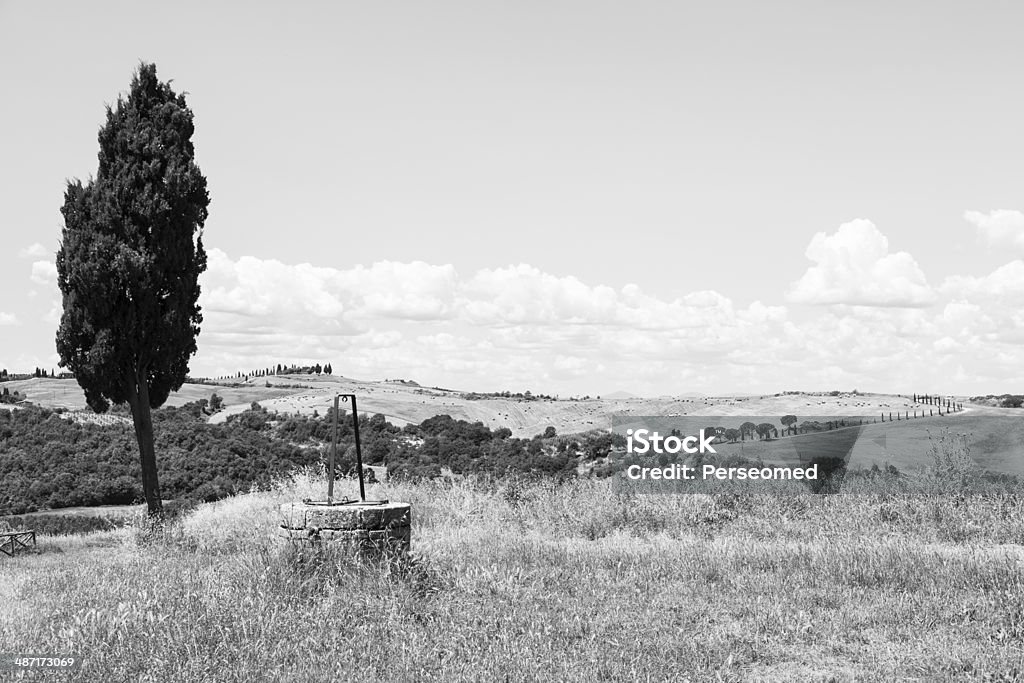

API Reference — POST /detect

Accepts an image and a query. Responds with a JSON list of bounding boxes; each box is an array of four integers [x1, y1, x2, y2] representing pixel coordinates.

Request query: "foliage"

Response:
[[390, 414, 577, 480], [460, 389, 556, 401], [755, 422, 778, 440], [0, 388, 23, 404], [0, 404, 589, 515], [780, 414, 797, 434], [55, 63, 209, 516], [56, 62, 209, 414], [0, 405, 314, 514]]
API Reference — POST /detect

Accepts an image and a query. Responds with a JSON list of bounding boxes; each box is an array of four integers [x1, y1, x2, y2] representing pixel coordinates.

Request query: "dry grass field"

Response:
[[5, 378, 1021, 679], [2, 438, 1023, 681]]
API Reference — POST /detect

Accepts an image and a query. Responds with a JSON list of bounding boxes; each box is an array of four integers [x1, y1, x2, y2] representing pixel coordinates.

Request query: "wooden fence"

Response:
[[0, 530, 36, 557]]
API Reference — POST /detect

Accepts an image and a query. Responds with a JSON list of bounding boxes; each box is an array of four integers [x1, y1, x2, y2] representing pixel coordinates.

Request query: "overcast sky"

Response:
[[2, 1, 1024, 397]]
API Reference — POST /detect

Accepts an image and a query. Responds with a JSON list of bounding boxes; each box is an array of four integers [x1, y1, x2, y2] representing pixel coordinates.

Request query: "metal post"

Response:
[[328, 394, 339, 502], [350, 395, 366, 502], [314, 394, 378, 506]]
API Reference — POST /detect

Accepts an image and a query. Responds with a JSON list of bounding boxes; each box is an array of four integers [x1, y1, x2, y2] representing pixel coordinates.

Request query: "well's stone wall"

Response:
[[279, 501, 411, 555]]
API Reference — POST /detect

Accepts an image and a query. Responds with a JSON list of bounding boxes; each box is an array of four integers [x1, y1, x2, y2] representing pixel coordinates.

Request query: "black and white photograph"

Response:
[[2, 2, 1023, 680]]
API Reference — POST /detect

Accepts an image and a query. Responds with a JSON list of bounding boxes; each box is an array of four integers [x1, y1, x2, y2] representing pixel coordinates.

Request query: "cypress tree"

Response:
[[55, 63, 209, 518]]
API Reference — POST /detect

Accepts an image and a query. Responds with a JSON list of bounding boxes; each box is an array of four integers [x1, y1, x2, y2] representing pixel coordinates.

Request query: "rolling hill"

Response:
[[3, 375, 999, 441]]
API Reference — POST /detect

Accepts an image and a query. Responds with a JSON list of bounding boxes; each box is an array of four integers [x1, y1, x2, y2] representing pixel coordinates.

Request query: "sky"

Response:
[[2, 1, 1024, 397]]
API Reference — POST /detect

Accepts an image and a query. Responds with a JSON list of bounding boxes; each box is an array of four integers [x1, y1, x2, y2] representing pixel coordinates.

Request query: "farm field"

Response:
[[3, 375, 997, 441], [1, 377, 297, 414], [2, 470, 1023, 681]]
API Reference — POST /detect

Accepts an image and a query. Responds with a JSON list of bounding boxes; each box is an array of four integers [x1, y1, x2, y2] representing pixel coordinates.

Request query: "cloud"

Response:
[[461, 265, 618, 325], [942, 260, 1024, 304], [30, 261, 57, 286], [344, 262, 458, 320], [738, 301, 786, 324], [193, 249, 795, 389], [13, 219, 1024, 394], [201, 251, 777, 339], [936, 262, 1024, 347], [202, 249, 457, 324], [189, 244, 1024, 395], [459, 267, 755, 332], [18, 243, 49, 259], [787, 219, 936, 307], [964, 209, 1024, 251], [203, 250, 347, 318]]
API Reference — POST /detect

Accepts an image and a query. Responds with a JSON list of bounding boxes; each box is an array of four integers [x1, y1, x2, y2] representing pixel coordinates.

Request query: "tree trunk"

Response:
[[127, 369, 163, 518]]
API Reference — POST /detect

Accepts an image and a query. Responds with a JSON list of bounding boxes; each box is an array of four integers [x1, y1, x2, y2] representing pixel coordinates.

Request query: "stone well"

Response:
[[279, 501, 411, 555]]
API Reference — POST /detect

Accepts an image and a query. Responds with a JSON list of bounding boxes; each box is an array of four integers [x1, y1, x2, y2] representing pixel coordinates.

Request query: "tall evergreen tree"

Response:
[[56, 63, 209, 518]]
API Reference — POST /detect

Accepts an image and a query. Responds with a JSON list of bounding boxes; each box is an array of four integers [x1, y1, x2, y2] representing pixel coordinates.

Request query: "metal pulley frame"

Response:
[[303, 393, 389, 507]]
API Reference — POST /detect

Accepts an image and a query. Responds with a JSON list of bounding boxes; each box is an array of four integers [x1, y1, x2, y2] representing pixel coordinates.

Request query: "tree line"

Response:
[[0, 369, 73, 381], [0, 388, 24, 405], [0, 401, 620, 515], [205, 363, 335, 381]]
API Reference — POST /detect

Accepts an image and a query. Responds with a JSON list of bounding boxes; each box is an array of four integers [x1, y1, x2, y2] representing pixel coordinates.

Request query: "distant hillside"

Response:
[[0, 377, 296, 413], [3, 376, 995, 439]]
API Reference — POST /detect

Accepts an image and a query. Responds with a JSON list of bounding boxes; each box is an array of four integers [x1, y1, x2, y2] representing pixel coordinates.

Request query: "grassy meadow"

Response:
[[2, 433, 1024, 682]]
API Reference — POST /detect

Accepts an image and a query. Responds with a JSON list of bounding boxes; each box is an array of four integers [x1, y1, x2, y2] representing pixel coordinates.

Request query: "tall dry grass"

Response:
[[2, 445, 1023, 681]]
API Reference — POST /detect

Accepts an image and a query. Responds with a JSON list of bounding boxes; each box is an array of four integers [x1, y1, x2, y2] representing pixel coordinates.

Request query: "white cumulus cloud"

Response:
[[192, 250, 801, 390], [201, 249, 457, 324], [787, 219, 936, 307], [461, 265, 618, 326], [942, 261, 1024, 304], [30, 261, 57, 286], [186, 241, 1024, 394], [964, 209, 1024, 251]]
